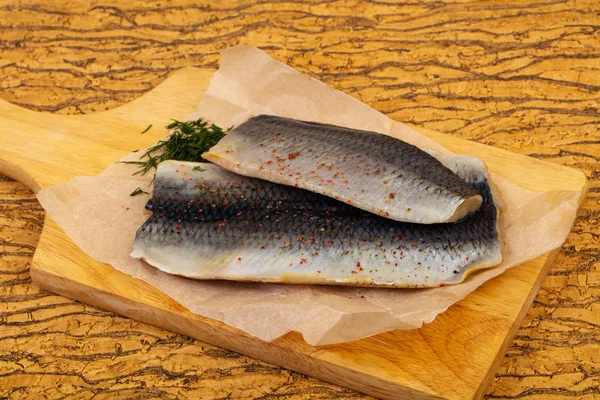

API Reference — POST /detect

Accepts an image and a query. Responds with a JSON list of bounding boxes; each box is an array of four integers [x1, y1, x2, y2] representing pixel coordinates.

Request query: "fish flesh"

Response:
[[202, 115, 482, 224], [131, 159, 501, 288]]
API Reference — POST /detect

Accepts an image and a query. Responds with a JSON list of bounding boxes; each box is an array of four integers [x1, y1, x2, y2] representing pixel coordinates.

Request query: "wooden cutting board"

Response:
[[0, 67, 587, 400]]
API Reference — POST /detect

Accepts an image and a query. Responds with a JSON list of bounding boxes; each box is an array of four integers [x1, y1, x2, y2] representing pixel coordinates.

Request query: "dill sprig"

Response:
[[130, 187, 148, 197], [123, 118, 227, 176]]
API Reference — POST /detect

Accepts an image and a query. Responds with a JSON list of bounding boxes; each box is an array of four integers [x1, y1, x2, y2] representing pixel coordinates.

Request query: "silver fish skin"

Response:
[[146, 161, 359, 222], [203, 115, 482, 224], [131, 159, 502, 288]]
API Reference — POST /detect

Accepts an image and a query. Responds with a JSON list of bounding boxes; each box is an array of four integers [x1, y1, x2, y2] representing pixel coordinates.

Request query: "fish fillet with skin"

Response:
[[202, 115, 482, 224], [145, 162, 359, 221], [131, 159, 502, 288]]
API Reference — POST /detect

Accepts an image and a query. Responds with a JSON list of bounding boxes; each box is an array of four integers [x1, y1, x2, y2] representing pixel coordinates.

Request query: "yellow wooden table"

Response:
[[1, 1, 598, 399]]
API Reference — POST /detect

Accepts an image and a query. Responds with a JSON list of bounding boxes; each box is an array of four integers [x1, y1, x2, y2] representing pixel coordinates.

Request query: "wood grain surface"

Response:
[[0, 1, 598, 399]]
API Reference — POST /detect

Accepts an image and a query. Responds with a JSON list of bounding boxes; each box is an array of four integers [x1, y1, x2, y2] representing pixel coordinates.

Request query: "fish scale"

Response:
[[203, 115, 483, 224], [147, 162, 359, 222], [132, 159, 502, 288]]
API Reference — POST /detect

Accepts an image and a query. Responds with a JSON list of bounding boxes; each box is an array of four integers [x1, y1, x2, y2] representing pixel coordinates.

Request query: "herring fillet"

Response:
[[202, 115, 482, 224], [146, 162, 359, 222], [131, 160, 502, 288]]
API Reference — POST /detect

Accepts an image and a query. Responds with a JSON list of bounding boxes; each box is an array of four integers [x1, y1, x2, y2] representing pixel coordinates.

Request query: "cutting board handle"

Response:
[[0, 157, 40, 193], [0, 67, 214, 192]]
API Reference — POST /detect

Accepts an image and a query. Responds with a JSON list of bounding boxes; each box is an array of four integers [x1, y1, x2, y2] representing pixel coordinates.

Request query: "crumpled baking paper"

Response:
[[36, 46, 582, 346]]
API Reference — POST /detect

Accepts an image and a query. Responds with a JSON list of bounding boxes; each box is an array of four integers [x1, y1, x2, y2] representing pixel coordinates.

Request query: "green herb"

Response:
[[141, 124, 152, 134], [123, 117, 228, 176], [192, 166, 206, 172], [130, 187, 148, 197], [132, 149, 139, 153]]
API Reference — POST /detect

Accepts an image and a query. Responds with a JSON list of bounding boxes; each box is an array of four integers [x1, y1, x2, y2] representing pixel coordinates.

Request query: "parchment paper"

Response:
[[37, 47, 581, 346]]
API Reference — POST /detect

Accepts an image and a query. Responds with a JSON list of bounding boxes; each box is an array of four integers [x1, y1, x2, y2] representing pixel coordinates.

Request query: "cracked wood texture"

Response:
[[0, 0, 597, 399]]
